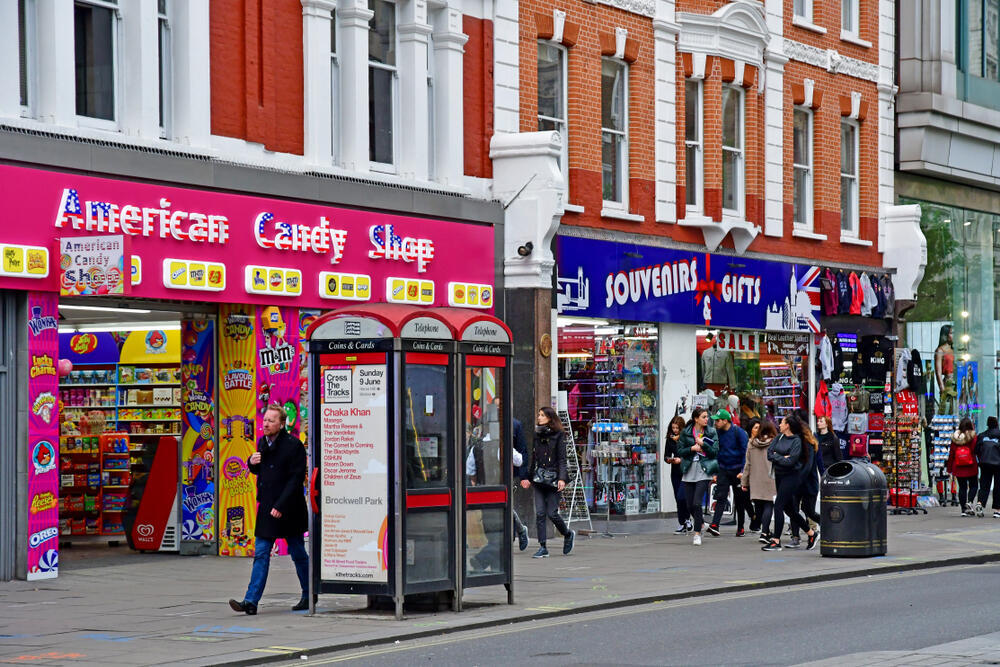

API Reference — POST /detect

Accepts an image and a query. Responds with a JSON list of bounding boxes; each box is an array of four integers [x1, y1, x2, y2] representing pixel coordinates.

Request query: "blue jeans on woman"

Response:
[[244, 535, 310, 605]]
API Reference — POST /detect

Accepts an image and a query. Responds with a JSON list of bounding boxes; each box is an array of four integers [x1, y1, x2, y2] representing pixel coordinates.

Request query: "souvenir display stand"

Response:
[[929, 414, 959, 505], [590, 421, 628, 538]]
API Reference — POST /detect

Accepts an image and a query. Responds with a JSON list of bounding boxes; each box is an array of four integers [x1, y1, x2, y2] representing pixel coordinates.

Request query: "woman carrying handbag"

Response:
[[520, 406, 575, 558], [676, 407, 719, 546]]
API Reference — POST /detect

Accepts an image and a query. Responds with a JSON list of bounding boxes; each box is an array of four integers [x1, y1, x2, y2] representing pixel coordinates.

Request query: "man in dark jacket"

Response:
[[707, 409, 754, 537], [976, 416, 1000, 517], [512, 418, 530, 550], [230, 405, 310, 615]]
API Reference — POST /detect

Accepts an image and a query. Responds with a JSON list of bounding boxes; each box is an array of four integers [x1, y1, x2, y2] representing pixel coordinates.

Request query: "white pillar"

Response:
[[653, 9, 680, 224], [35, 0, 75, 127], [172, 0, 211, 147], [432, 5, 468, 187], [877, 0, 897, 252], [302, 0, 337, 164], [658, 322, 696, 515], [492, 0, 520, 134], [338, 0, 374, 172], [397, 0, 431, 180], [763, 0, 785, 238], [120, 0, 160, 138], [0, 0, 20, 118]]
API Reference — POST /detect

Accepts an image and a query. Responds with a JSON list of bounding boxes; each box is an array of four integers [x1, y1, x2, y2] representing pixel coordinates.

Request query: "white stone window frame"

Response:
[[684, 78, 703, 213], [792, 106, 813, 231], [721, 83, 744, 217], [601, 57, 629, 209], [793, 0, 812, 22], [840, 118, 860, 237], [426, 28, 434, 181], [17, 0, 37, 117], [74, 0, 123, 132], [537, 40, 569, 189], [330, 7, 340, 163], [841, 0, 862, 42], [368, 0, 400, 174], [158, 0, 171, 138]]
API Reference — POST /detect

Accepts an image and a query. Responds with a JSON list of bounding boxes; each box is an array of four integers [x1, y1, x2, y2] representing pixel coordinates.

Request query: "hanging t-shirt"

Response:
[[836, 270, 852, 314], [830, 339, 844, 380], [820, 268, 839, 316], [868, 391, 885, 413], [847, 413, 867, 434], [881, 275, 895, 317], [860, 335, 893, 386], [908, 349, 926, 395], [872, 278, 887, 318], [829, 383, 849, 431], [848, 272, 864, 315]]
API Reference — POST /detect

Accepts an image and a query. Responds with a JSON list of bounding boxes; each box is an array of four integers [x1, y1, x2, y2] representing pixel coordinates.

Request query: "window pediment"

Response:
[[677, 1, 769, 67]]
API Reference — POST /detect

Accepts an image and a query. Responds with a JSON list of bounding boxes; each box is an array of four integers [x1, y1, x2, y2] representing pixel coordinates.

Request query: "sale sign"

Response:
[[59, 234, 126, 296]]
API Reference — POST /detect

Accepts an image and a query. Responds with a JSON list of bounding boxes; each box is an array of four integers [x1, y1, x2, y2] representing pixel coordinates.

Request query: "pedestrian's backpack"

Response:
[[954, 444, 975, 467], [848, 434, 869, 458]]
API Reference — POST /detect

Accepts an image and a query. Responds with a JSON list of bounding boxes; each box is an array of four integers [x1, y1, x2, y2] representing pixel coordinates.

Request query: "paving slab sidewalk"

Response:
[[2, 509, 1000, 666]]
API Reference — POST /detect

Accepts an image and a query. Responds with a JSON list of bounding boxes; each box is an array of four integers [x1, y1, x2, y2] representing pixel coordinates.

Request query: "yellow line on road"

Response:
[[278, 565, 981, 665]]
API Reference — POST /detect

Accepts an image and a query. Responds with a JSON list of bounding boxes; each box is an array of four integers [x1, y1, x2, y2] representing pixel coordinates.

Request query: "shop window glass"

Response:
[[368, 0, 396, 167], [464, 366, 503, 488], [330, 8, 339, 160], [403, 364, 450, 489], [842, 0, 859, 35], [158, 0, 170, 133], [840, 120, 859, 235], [18, 0, 30, 108], [556, 320, 659, 516], [75, 0, 118, 122], [794, 0, 811, 20]]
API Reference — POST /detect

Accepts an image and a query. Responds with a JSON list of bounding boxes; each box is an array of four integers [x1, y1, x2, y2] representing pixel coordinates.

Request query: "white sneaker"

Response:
[[975, 502, 985, 517], [993, 511, 1000, 519], [692, 533, 702, 546]]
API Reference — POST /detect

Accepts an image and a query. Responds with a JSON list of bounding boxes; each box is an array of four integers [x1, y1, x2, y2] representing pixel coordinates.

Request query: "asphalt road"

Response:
[[282, 564, 1000, 666]]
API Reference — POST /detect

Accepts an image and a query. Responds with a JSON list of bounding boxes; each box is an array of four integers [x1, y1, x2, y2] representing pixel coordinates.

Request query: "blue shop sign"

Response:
[[556, 236, 821, 333]]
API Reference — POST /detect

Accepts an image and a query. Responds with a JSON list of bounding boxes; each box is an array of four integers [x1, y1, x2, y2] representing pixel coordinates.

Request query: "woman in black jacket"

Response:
[[520, 406, 575, 558], [790, 422, 822, 548], [816, 416, 843, 473], [664, 416, 692, 534], [763, 414, 818, 551]]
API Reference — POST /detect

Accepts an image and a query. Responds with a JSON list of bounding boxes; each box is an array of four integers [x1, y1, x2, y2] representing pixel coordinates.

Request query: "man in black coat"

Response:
[[229, 405, 310, 615]]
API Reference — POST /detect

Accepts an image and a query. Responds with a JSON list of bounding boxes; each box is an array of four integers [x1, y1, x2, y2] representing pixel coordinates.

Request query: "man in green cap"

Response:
[[706, 408, 753, 536]]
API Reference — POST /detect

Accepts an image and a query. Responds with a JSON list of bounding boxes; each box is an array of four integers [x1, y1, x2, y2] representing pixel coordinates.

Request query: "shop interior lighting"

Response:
[[962, 353, 971, 361], [58, 322, 181, 334], [759, 361, 789, 367], [961, 310, 970, 318], [558, 317, 610, 326], [964, 220, 972, 227], [961, 334, 971, 343], [557, 352, 593, 359], [59, 304, 152, 314]]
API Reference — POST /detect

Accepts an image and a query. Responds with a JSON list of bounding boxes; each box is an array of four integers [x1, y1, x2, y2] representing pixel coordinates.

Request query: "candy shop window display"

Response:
[[556, 319, 660, 515]]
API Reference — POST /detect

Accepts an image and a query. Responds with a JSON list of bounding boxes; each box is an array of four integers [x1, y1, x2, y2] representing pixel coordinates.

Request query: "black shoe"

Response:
[[758, 532, 770, 544], [761, 541, 783, 552], [806, 530, 819, 551], [518, 525, 529, 551], [563, 530, 575, 555], [229, 599, 257, 615], [532, 546, 549, 558], [292, 593, 318, 611], [706, 524, 721, 537]]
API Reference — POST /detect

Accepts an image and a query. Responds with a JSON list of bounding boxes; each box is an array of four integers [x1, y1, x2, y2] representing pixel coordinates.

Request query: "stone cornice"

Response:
[[783, 38, 878, 83]]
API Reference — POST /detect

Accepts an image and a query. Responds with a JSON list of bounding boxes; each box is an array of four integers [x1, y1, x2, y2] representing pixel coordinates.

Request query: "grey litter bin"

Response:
[[820, 460, 887, 557]]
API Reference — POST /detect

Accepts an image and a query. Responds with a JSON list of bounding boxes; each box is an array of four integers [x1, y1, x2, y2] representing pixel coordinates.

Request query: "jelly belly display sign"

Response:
[[556, 236, 822, 333], [59, 234, 126, 296], [0, 164, 494, 309], [218, 305, 258, 557], [319, 357, 390, 583], [180, 320, 217, 543], [27, 293, 60, 580]]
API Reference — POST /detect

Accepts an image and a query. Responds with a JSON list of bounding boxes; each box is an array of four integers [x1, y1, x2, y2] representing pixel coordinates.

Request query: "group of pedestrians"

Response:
[[947, 416, 1000, 517], [666, 408, 834, 551]]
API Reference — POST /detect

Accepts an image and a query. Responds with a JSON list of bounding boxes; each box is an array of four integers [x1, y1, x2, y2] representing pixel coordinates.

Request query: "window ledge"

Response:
[[564, 203, 585, 214], [792, 16, 827, 34], [840, 31, 872, 49], [601, 207, 645, 222], [792, 227, 828, 241], [840, 235, 873, 247]]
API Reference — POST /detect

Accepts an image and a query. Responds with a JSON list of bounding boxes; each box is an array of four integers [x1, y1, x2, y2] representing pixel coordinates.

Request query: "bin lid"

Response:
[[822, 459, 887, 490]]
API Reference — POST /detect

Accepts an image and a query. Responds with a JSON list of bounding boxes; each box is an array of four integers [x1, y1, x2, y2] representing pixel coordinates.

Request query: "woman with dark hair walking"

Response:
[[520, 406, 575, 558], [664, 415, 692, 534], [789, 421, 822, 549], [676, 407, 718, 546], [947, 417, 980, 516], [763, 414, 818, 551], [742, 419, 777, 543]]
